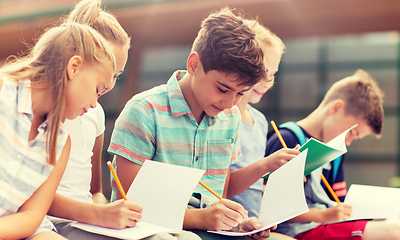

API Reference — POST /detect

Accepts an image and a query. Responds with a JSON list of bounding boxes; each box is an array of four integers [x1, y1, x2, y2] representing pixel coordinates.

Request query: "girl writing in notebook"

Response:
[[0, 22, 116, 239]]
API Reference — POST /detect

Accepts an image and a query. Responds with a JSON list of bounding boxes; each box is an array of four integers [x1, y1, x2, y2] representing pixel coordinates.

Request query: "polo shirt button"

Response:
[[202, 203, 207, 208]]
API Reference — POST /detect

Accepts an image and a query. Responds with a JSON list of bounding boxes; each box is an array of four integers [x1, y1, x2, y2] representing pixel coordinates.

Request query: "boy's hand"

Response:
[[239, 217, 277, 240], [202, 199, 248, 231], [322, 203, 352, 223], [262, 147, 300, 173], [96, 199, 142, 229]]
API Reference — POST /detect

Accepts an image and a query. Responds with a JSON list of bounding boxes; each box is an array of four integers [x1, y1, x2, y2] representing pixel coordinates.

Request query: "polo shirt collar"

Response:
[[166, 70, 227, 126]]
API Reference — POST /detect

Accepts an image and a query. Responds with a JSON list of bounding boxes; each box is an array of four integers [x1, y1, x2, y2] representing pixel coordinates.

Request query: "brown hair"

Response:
[[321, 69, 384, 136], [191, 7, 265, 86], [64, 0, 130, 50], [0, 23, 115, 165]]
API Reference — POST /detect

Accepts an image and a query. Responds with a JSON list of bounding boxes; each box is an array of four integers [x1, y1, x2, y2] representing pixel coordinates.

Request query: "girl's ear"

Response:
[[329, 99, 345, 115], [66, 55, 83, 80], [186, 52, 201, 75]]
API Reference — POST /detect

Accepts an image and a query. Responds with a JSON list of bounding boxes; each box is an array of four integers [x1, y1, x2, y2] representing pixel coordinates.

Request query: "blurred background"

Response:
[[1, 0, 400, 198]]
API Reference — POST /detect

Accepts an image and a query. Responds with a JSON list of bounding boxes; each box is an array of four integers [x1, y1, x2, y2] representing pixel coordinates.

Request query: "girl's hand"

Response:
[[95, 199, 142, 229]]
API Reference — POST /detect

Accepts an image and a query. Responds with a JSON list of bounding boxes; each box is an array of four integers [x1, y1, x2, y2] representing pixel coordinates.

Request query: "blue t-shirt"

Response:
[[229, 104, 268, 218]]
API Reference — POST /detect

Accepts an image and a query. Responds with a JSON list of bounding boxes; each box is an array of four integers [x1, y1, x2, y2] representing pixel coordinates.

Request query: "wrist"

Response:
[[184, 208, 207, 230]]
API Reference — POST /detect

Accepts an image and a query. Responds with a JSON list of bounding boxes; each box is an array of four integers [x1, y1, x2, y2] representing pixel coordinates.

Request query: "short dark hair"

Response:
[[191, 7, 265, 86]]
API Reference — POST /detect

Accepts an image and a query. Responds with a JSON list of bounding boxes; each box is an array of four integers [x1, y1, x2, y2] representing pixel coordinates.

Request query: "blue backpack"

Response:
[[279, 121, 342, 181]]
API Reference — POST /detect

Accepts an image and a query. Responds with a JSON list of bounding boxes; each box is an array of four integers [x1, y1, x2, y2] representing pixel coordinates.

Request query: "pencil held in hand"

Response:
[[320, 174, 340, 203], [271, 120, 288, 148], [107, 161, 128, 201], [199, 181, 222, 200]]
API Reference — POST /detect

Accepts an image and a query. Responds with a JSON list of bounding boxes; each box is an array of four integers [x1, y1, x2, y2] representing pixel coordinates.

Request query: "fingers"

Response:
[[221, 199, 248, 223], [110, 199, 143, 229]]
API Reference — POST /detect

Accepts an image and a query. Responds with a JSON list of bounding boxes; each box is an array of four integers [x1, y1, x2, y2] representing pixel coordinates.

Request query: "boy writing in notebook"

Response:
[[108, 7, 297, 238], [266, 69, 400, 239]]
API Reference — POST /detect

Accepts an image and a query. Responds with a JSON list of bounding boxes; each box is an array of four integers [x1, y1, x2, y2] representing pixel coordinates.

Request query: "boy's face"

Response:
[[191, 68, 251, 116], [323, 105, 373, 146], [242, 46, 282, 104]]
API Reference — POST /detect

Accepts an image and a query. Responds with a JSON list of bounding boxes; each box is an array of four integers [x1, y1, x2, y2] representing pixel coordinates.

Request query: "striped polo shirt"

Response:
[[0, 77, 68, 217], [109, 70, 241, 202]]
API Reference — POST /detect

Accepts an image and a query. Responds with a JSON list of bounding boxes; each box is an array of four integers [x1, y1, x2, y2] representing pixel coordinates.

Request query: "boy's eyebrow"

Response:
[[217, 81, 251, 92], [217, 81, 233, 90]]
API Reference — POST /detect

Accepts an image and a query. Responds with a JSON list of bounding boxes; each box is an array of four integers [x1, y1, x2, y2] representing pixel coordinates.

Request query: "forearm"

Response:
[[48, 193, 103, 225], [0, 211, 42, 239], [183, 208, 206, 230], [92, 192, 108, 204], [288, 208, 325, 223], [227, 160, 268, 198]]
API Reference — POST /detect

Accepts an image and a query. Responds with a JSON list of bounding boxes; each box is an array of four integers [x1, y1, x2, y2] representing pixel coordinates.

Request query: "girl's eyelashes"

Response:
[[237, 92, 244, 96]]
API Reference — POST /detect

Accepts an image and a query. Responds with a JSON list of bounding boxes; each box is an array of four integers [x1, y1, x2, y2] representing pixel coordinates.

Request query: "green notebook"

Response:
[[264, 124, 357, 178]]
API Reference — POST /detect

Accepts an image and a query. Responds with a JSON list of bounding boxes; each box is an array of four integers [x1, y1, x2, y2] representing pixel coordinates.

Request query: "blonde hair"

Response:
[[321, 69, 384, 136], [64, 0, 130, 50], [244, 20, 285, 54], [0, 23, 116, 165]]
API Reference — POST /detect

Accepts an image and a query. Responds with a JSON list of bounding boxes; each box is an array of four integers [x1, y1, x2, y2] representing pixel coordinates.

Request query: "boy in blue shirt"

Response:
[[109, 7, 298, 238], [266, 70, 400, 239]]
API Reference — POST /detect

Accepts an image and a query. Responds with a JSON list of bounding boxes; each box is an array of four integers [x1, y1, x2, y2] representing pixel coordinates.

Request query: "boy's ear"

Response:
[[329, 99, 345, 115], [186, 52, 201, 75], [66, 55, 83, 80]]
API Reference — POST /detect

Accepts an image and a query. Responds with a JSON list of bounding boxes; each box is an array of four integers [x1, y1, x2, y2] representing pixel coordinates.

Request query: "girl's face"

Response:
[[98, 44, 129, 96], [64, 56, 114, 120], [241, 45, 282, 105]]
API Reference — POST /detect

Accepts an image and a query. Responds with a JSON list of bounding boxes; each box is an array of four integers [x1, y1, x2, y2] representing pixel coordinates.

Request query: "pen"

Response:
[[199, 181, 222, 200], [320, 174, 341, 203], [107, 161, 128, 201]]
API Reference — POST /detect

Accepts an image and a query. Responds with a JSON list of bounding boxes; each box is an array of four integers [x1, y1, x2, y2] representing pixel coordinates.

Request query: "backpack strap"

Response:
[[279, 121, 307, 146], [280, 121, 343, 182]]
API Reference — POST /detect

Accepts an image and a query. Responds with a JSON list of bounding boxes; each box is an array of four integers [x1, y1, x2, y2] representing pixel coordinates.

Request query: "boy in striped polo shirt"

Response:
[[108, 7, 297, 237]]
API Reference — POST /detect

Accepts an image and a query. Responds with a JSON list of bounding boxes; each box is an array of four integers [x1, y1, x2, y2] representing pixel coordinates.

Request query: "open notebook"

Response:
[[73, 160, 205, 240], [299, 124, 357, 176], [209, 149, 309, 236], [264, 124, 357, 179]]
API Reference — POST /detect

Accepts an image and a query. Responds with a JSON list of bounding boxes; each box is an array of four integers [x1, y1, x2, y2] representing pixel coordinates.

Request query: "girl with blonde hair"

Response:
[[0, 22, 115, 240]]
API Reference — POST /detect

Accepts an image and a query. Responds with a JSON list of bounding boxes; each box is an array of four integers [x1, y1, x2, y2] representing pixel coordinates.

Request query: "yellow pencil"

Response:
[[271, 120, 288, 148], [320, 174, 341, 203], [107, 161, 128, 201], [199, 181, 222, 200]]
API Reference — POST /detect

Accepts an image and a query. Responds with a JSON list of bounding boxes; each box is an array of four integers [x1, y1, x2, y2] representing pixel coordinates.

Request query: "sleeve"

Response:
[[265, 129, 300, 156], [108, 99, 156, 165], [94, 103, 105, 137]]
